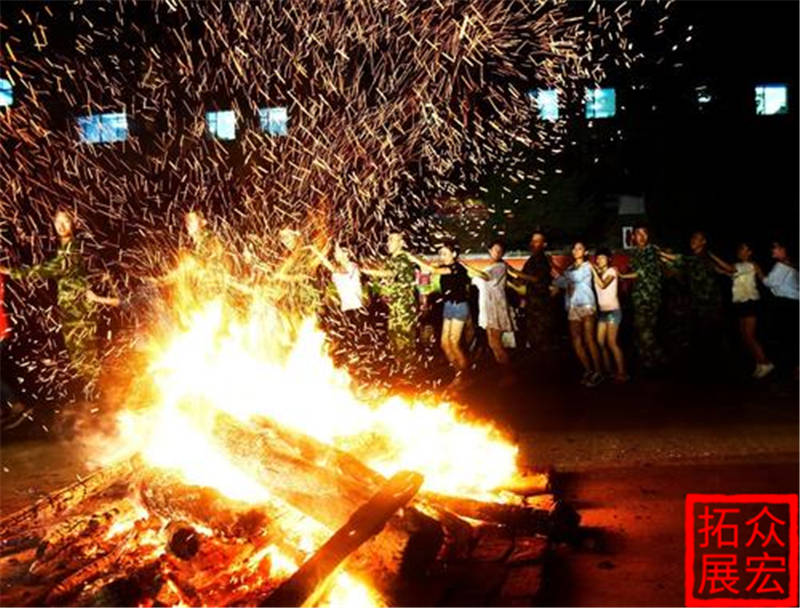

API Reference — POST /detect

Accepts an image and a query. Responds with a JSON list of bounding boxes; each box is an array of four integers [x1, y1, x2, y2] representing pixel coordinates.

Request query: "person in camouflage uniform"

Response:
[[183, 210, 231, 301], [659, 232, 723, 322], [1, 210, 119, 387], [364, 232, 418, 365], [521, 231, 556, 355], [621, 225, 665, 370], [275, 227, 323, 320], [659, 231, 726, 370]]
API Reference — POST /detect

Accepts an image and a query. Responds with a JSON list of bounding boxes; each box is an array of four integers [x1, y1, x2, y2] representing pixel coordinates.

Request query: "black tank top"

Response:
[[440, 262, 469, 303]]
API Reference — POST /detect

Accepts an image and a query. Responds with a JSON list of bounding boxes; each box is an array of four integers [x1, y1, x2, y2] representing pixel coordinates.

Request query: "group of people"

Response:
[[1, 208, 799, 429], [308, 224, 798, 390], [538, 227, 798, 386]]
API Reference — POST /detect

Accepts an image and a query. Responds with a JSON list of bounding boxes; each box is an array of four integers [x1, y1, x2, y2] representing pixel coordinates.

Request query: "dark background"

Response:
[[2, 1, 796, 257]]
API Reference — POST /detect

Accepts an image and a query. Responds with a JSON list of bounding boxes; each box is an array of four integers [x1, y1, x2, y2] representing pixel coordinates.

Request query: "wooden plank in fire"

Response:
[[0, 457, 137, 540], [261, 470, 424, 607]]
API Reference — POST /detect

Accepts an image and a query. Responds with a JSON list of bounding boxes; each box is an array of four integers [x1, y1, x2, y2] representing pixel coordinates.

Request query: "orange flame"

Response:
[[97, 255, 522, 604]]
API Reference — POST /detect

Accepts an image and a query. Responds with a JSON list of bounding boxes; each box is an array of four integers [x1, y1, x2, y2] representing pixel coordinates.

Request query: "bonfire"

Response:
[[0, 257, 572, 607]]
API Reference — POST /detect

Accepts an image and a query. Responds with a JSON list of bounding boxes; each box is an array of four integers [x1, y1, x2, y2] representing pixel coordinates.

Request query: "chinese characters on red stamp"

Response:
[[685, 494, 798, 607]]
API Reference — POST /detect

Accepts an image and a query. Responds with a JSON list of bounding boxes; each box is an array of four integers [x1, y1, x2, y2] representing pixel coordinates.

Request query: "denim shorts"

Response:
[[598, 309, 622, 325], [567, 305, 596, 322], [443, 300, 470, 321]]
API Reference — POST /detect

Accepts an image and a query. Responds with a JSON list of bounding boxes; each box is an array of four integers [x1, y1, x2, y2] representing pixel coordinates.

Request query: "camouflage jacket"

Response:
[[383, 252, 417, 314], [10, 239, 94, 324], [522, 252, 552, 302], [672, 253, 723, 315], [631, 244, 663, 305]]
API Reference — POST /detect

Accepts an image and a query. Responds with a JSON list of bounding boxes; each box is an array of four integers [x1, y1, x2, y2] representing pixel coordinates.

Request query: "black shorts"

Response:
[[733, 300, 759, 318]]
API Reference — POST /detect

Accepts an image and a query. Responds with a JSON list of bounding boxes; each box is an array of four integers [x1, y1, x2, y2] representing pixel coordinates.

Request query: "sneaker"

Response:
[[580, 370, 593, 386], [753, 363, 775, 380], [586, 371, 604, 387]]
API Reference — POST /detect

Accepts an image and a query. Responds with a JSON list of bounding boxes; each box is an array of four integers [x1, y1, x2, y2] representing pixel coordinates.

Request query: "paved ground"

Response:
[[1, 352, 797, 606], [465, 354, 799, 606]]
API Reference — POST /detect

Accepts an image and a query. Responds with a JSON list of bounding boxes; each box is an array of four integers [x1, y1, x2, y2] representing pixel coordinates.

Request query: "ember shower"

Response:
[[0, 0, 668, 398]]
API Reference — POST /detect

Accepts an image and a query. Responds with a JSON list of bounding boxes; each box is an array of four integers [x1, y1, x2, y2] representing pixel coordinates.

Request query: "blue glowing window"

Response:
[[206, 110, 237, 140], [259, 107, 288, 135], [77, 112, 128, 143], [0, 79, 12, 106], [585, 88, 616, 119], [755, 85, 788, 115], [695, 85, 712, 106], [531, 89, 559, 121]]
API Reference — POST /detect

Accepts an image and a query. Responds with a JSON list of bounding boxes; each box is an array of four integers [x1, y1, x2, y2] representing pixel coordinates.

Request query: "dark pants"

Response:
[[766, 297, 799, 369], [633, 301, 665, 369], [525, 297, 556, 356]]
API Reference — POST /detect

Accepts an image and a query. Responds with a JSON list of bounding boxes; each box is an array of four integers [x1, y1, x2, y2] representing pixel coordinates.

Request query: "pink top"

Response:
[[594, 267, 620, 311]]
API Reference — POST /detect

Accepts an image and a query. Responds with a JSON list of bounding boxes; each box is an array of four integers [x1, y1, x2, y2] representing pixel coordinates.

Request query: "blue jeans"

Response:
[[443, 301, 469, 321]]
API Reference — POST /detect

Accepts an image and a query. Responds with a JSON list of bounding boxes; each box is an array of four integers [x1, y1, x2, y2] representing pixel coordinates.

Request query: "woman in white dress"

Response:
[[477, 240, 541, 365]]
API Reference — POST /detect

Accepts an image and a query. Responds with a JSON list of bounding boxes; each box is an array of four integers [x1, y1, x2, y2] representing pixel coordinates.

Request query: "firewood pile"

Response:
[[0, 413, 577, 607]]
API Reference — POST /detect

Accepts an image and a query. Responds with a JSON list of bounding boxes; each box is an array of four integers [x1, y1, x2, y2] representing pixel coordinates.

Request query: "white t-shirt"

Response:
[[594, 267, 620, 311], [331, 266, 363, 311], [732, 262, 760, 303]]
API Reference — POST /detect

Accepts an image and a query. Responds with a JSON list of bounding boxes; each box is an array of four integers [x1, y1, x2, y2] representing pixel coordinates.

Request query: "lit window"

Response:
[[259, 106, 288, 135], [531, 89, 559, 121], [585, 87, 616, 119], [206, 110, 237, 140], [0, 79, 12, 107], [77, 112, 128, 143], [755, 84, 788, 115], [695, 85, 712, 108]]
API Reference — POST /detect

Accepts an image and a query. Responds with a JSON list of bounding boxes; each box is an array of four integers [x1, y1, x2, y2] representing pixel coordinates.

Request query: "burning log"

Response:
[[32, 499, 139, 567], [0, 532, 40, 557], [134, 466, 276, 539], [214, 412, 381, 529], [1, 408, 564, 607], [427, 493, 554, 532], [262, 470, 423, 607], [501, 470, 552, 496], [214, 413, 458, 600], [44, 525, 141, 606], [0, 458, 136, 539]]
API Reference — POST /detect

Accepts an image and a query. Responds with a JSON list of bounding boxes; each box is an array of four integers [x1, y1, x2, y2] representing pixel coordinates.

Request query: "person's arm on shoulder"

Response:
[[5, 252, 63, 281], [507, 265, 540, 283], [658, 249, 679, 264], [460, 260, 489, 281], [361, 265, 392, 278], [594, 267, 617, 290], [708, 251, 735, 275], [86, 289, 121, 307], [405, 251, 447, 276]]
